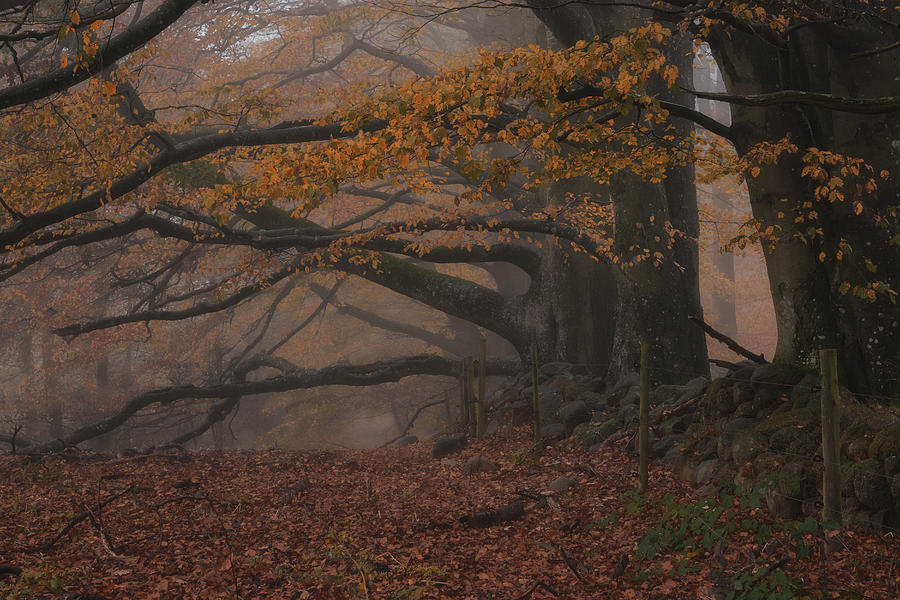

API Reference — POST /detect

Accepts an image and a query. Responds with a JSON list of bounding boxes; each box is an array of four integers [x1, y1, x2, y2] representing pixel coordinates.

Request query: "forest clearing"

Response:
[[2, 427, 898, 600]]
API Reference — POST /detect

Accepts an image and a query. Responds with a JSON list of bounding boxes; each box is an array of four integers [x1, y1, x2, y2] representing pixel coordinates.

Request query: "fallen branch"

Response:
[[513, 580, 559, 599], [611, 552, 629, 579], [689, 316, 767, 364], [709, 358, 740, 370], [380, 396, 448, 447], [0, 564, 21, 577], [555, 545, 594, 585], [17, 485, 135, 553], [461, 500, 525, 528]]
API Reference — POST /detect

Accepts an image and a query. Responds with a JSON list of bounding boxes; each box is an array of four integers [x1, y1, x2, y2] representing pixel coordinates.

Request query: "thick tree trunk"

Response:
[[711, 25, 900, 395], [529, 3, 709, 384]]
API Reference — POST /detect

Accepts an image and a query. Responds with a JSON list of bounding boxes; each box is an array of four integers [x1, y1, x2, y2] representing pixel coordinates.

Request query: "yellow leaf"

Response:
[[60, 54, 68, 68], [71, 10, 80, 26], [818, 251, 826, 262], [852, 201, 863, 215]]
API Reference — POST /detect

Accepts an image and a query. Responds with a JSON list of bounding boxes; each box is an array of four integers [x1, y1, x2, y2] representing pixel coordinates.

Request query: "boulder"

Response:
[[885, 457, 900, 501], [540, 361, 573, 378], [587, 377, 606, 393], [558, 400, 591, 430], [463, 454, 499, 475], [790, 373, 820, 409], [700, 377, 737, 417], [651, 384, 687, 406], [750, 363, 804, 404], [580, 420, 619, 447], [618, 403, 639, 429], [604, 373, 640, 405], [675, 376, 709, 405], [716, 418, 759, 462], [393, 435, 418, 446], [755, 407, 815, 435], [658, 415, 685, 436], [541, 423, 568, 444], [651, 434, 683, 459], [620, 386, 641, 406], [578, 391, 609, 412], [548, 477, 581, 494], [731, 428, 762, 465], [853, 458, 893, 510], [431, 434, 467, 459], [869, 422, 900, 461], [485, 419, 500, 437], [693, 459, 719, 484], [507, 400, 532, 426]]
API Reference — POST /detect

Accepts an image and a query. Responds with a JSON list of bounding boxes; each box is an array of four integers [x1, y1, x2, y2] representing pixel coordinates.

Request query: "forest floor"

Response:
[[1, 427, 897, 599]]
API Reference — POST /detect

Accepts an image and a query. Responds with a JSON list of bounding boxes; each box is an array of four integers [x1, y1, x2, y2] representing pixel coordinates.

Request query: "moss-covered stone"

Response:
[[700, 377, 734, 418], [756, 408, 815, 435], [717, 418, 758, 462], [869, 422, 900, 461], [750, 363, 805, 403], [574, 420, 618, 447], [731, 428, 763, 465], [790, 373, 820, 409], [853, 458, 893, 510]]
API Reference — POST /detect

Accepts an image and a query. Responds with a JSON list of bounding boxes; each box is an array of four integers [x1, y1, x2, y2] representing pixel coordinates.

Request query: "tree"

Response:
[[526, 0, 899, 394], [0, 0, 895, 449]]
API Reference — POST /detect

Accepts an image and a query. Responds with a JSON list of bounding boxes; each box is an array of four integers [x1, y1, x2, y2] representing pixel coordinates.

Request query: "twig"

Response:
[[689, 316, 767, 364], [513, 580, 559, 599], [10, 424, 22, 455], [555, 545, 594, 585], [0, 564, 22, 577]]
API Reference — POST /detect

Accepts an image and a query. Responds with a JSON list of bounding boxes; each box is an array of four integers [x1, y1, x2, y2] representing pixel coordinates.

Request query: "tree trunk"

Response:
[[710, 24, 900, 395]]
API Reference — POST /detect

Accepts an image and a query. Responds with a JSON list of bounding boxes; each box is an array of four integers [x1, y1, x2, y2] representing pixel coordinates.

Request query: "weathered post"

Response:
[[465, 356, 475, 433], [638, 339, 650, 494], [459, 360, 467, 428], [476, 338, 487, 438], [819, 348, 842, 527], [444, 392, 452, 431], [530, 342, 541, 444]]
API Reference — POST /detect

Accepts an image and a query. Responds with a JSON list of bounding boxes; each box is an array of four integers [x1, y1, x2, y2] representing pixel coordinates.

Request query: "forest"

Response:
[[0, 0, 898, 598]]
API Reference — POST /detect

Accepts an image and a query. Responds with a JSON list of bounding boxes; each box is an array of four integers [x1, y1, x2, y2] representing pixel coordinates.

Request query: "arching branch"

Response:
[[0, 0, 200, 110], [32, 354, 519, 452]]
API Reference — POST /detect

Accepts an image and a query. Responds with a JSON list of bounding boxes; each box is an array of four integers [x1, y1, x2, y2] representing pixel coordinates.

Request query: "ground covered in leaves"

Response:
[[1, 428, 897, 599]]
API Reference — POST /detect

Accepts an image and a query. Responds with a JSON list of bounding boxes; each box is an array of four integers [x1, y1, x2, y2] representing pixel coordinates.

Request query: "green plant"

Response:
[[632, 484, 812, 600], [0, 563, 75, 599]]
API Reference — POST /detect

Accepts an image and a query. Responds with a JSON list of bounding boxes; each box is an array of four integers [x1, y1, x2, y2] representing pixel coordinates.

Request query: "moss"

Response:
[[755, 407, 815, 435], [869, 422, 900, 461]]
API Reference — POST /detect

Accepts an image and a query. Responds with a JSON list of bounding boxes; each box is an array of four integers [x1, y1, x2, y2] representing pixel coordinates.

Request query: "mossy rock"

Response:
[[651, 384, 687, 406], [700, 377, 734, 418], [717, 418, 758, 462], [750, 363, 805, 403], [755, 407, 815, 435], [574, 420, 618, 447], [790, 373, 820, 409], [869, 422, 900, 461], [659, 415, 685, 436], [618, 403, 639, 429], [853, 458, 893, 510], [735, 401, 756, 417], [731, 429, 763, 465], [845, 435, 872, 461]]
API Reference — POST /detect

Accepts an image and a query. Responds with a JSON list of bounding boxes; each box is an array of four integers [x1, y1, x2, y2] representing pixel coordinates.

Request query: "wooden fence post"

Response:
[[476, 338, 487, 438], [459, 360, 467, 428], [531, 342, 541, 444], [820, 348, 842, 527], [638, 339, 650, 494], [465, 356, 475, 433], [444, 392, 452, 430]]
